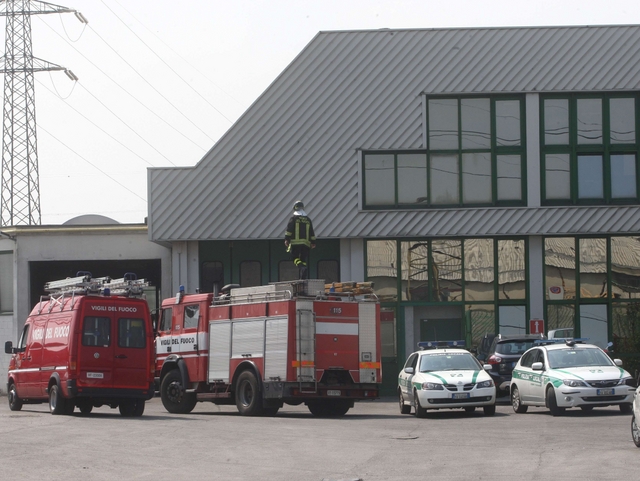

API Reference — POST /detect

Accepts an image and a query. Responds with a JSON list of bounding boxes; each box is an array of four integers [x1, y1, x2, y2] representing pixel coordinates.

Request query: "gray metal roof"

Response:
[[148, 25, 640, 242]]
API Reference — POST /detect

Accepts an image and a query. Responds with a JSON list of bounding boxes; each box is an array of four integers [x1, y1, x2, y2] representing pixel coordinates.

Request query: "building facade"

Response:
[[148, 26, 640, 388]]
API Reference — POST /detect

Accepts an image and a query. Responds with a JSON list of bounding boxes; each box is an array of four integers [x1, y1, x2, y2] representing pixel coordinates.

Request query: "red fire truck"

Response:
[[155, 279, 381, 416]]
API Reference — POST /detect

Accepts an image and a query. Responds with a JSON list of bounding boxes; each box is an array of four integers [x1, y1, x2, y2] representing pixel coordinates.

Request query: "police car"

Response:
[[510, 339, 635, 416], [398, 341, 496, 417], [632, 385, 640, 447]]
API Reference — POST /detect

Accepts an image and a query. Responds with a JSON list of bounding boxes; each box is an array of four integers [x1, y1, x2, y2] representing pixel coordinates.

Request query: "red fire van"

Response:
[[5, 273, 155, 416]]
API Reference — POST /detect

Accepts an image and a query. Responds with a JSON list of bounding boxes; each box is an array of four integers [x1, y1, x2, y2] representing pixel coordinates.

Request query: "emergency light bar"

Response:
[[534, 338, 589, 346], [418, 340, 466, 350]]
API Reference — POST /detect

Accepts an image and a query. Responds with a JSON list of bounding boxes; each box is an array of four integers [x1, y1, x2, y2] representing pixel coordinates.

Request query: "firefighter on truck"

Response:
[[155, 280, 382, 416]]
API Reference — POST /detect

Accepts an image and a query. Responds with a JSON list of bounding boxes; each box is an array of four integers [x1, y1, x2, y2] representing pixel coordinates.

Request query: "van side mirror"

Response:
[[5, 341, 14, 354]]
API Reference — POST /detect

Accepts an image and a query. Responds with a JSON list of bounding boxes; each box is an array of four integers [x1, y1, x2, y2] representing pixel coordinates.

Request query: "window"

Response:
[[239, 261, 261, 287], [363, 96, 525, 209], [0, 251, 12, 313], [201, 261, 224, 294], [183, 305, 200, 329], [118, 318, 146, 348], [83, 317, 110, 347], [159, 308, 173, 332], [542, 94, 639, 204]]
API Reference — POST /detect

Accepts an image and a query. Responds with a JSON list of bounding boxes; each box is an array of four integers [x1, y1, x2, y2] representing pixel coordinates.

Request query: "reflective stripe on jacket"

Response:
[[284, 215, 316, 248]]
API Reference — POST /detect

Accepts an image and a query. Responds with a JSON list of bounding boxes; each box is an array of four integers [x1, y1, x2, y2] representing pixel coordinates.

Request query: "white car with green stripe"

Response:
[[398, 343, 496, 417], [510, 339, 635, 416]]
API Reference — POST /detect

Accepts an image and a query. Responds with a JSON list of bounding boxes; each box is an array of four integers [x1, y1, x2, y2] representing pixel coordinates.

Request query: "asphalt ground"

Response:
[[1, 395, 638, 481]]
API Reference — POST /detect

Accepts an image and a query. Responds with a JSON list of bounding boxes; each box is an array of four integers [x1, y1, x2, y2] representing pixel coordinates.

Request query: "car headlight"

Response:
[[476, 380, 495, 389], [421, 382, 444, 390], [620, 377, 636, 387], [562, 379, 589, 388]]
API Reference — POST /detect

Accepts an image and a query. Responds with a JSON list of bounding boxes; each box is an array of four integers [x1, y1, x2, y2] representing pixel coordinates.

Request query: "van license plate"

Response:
[[327, 390, 341, 396], [87, 372, 104, 379], [597, 389, 614, 395]]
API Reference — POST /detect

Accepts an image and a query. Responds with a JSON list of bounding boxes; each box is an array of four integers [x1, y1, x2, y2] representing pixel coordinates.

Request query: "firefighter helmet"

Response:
[[293, 200, 306, 216]]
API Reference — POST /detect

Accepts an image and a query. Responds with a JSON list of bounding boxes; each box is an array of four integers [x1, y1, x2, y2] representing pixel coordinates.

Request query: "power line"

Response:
[[36, 16, 210, 153], [102, 0, 236, 124]]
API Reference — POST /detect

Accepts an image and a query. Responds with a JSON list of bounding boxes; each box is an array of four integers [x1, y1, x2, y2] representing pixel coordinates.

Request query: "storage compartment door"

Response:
[[264, 316, 288, 381], [208, 321, 231, 383]]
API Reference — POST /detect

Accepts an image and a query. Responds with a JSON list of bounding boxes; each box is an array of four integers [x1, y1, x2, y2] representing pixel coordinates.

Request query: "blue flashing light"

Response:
[[534, 338, 589, 346], [103, 287, 111, 296], [418, 340, 466, 350], [179, 285, 185, 293]]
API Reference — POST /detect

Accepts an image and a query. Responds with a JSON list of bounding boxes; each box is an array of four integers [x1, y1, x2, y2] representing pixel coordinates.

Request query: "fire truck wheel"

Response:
[[262, 406, 280, 417], [49, 383, 66, 415], [398, 389, 411, 415], [119, 399, 145, 417], [235, 370, 264, 416], [307, 401, 329, 417], [161, 369, 197, 414], [78, 400, 93, 415], [8, 382, 23, 411], [308, 400, 350, 417]]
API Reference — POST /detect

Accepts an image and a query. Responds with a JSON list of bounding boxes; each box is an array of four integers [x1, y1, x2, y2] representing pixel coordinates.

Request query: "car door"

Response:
[[514, 349, 535, 402], [113, 300, 152, 390], [528, 349, 547, 404], [399, 353, 419, 403]]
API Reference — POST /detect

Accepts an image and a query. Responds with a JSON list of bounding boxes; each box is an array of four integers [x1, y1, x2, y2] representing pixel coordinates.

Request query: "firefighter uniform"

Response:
[[284, 201, 316, 279]]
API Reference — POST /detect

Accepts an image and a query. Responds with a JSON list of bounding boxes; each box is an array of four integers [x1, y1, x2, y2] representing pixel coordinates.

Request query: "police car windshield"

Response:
[[419, 353, 482, 372], [547, 348, 613, 369]]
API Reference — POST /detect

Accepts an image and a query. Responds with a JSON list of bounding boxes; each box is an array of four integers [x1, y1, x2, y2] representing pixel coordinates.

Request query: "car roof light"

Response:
[[418, 340, 465, 350]]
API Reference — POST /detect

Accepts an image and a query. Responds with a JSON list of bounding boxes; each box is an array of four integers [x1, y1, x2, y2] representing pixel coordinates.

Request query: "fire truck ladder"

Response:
[[296, 308, 317, 393], [39, 272, 149, 312]]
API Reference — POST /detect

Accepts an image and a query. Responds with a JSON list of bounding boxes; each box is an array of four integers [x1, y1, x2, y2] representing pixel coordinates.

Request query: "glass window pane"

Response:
[[544, 98, 569, 145], [612, 302, 640, 354], [610, 98, 635, 144], [577, 98, 602, 144], [0, 251, 13, 313], [547, 304, 575, 334], [431, 240, 462, 302], [545, 154, 571, 200], [580, 304, 608, 350], [578, 155, 603, 199], [367, 240, 398, 302], [430, 154, 459, 204], [118, 318, 146, 348], [83, 317, 110, 347], [611, 154, 637, 198], [240, 261, 261, 287], [402, 241, 429, 301], [461, 98, 490, 149], [183, 304, 200, 329], [498, 305, 527, 335], [498, 239, 525, 300], [611, 237, 640, 299], [462, 152, 491, 204], [463, 238, 494, 301], [496, 100, 521, 146], [497, 155, 522, 201], [429, 98, 458, 150], [159, 308, 173, 332], [545, 237, 576, 300], [579, 238, 607, 298], [364, 154, 395, 206], [467, 305, 495, 354], [397, 153, 427, 205], [380, 308, 397, 357]]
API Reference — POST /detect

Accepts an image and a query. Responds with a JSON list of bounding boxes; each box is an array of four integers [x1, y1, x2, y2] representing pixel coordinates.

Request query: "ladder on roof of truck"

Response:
[[38, 272, 149, 313]]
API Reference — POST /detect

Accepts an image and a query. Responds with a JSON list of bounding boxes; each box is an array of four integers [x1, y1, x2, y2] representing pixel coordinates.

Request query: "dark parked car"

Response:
[[483, 334, 543, 397]]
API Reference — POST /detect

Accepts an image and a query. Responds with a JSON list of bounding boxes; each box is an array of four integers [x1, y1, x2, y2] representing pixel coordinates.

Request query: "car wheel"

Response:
[[483, 404, 496, 416], [632, 414, 640, 448], [620, 403, 633, 414], [464, 407, 476, 414], [398, 389, 411, 415], [78, 400, 93, 415], [580, 406, 594, 412], [546, 387, 565, 416], [7, 382, 23, 411], [119, 399, 145, 417], [413, 389, 427, 418], [511, 385, 528, 413]]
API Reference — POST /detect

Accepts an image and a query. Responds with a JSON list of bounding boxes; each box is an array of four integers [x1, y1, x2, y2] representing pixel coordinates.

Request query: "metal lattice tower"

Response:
[[0, 0, 85, 227]]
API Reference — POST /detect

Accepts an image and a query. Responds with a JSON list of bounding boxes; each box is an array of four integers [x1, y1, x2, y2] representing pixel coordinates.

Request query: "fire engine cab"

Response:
[[5, 273, 155, 416], [156, 279, 381, 416]]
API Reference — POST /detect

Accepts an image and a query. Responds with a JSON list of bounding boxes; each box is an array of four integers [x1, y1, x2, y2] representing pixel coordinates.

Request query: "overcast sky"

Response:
[[4, 0, 640, 225]]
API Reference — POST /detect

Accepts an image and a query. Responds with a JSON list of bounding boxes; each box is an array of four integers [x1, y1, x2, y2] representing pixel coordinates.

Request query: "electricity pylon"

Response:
[[0, 0, 86, 226]]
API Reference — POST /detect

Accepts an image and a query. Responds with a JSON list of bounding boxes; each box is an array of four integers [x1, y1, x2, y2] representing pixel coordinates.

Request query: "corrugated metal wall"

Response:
[[148, 26, 640, 242]]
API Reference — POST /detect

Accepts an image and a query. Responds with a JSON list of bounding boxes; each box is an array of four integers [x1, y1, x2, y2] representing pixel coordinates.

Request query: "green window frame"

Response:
[[362, 95, 526, 209], [541, 93, 640, 205]]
